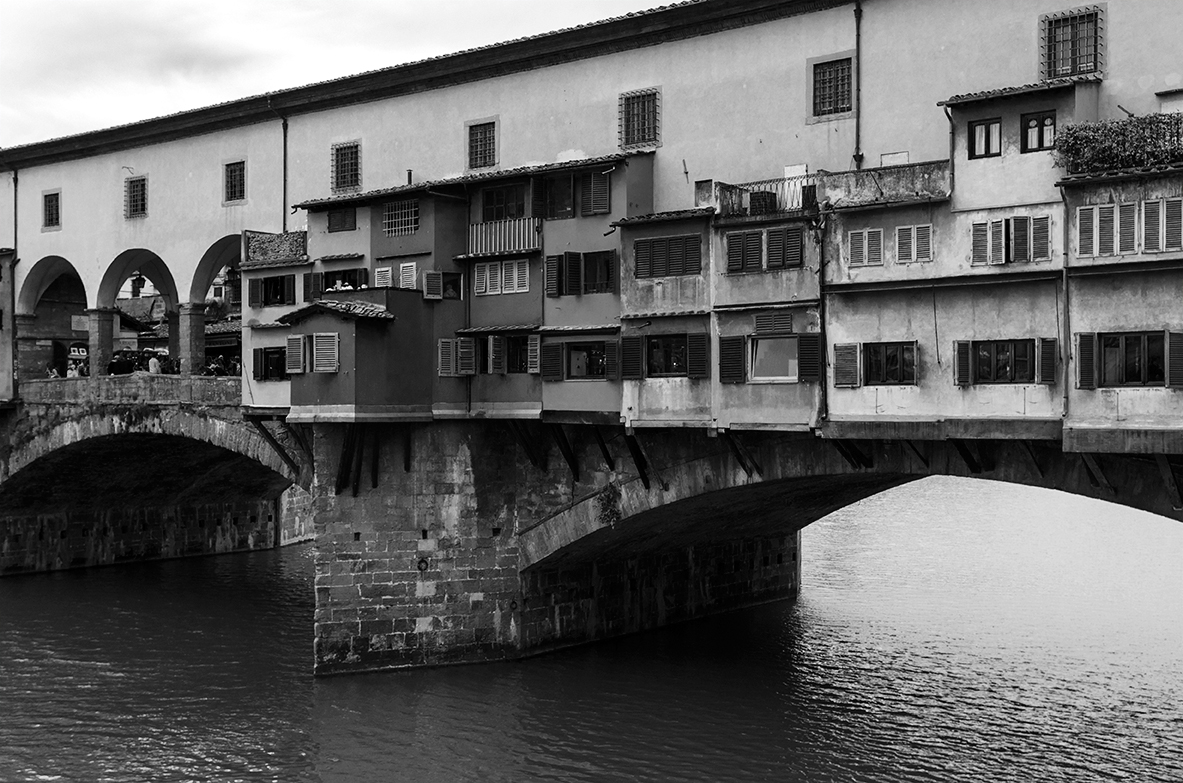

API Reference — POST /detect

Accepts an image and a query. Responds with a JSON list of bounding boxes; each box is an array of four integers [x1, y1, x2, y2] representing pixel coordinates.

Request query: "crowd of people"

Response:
[[45, 350, 242, 377]]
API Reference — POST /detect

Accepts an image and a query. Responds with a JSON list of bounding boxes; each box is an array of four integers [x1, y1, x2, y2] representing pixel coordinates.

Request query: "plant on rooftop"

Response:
[[1055, 112, 1183, 174]]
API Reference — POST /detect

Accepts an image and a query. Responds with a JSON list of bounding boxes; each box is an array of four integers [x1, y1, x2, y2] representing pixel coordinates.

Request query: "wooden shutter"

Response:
[[399, 262, 417, 289], [620, 336, 644, 379], [512, 259, 529, 293], [531, 177, 547, 219], [1165, 198, 1183, 250], [1077, 205, 1097, 256], [971, 222, 989, 265], [309, 273, 324, 301], [1032, 216, 1051, 260], [849, 230, 866, 266], [687, 333, 709, 379], [755, 312, 792, 334], [634, 240, 652, 278], [988, 220, 1006, 265], [580, 171, 610, 216], [422, 271, 443, 300], [489, 336, 506, 374], [540, 343, 564, 381], [1038, 337, 1058, 385], [1097, 204, 1115, 256], [252, 348, 264, 380], [833, 343, 861, 387], [456, 337, 477, 375], [563, 251, 582, 296], [285, 335, 305, 374], [1168, 331, 1183, 388], [1011, 216, 1031, 263], [726, 232, 745, 273], [651, 237, 670, 277], [527, 334, 540, 374], [915, 224, 932, 261], [1076, 333, 1097, 390], [374, 267, 393, 288], [474, 263, 488, 295], [797, 333, 822, 382], [282, 275, 296, 305], [438, 339, 455, 377], [311, 333, 338, 373], [1144, 200, 1162, 252], [604, 249, 617, 293], [356, 268, 370, 288], [486, 262, 502, 295], [718, 336, 746, 383], [1118, 203, 1137, 254], [953, 340, 972, 386], [897, 226, 914, 263], [248, 278, 262, 307], [683, 235, 702, 274], [604, 340, 620, 380], [744, 231, 762, 272], [866, 229, 883, 265], [910, 342, 921, 385], [545, 255, 562, 297]]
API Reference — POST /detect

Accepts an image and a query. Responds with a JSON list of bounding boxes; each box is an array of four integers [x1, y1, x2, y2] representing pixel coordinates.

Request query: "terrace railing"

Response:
[[716, 175, 818, 217], [468, 217, 542, 255]]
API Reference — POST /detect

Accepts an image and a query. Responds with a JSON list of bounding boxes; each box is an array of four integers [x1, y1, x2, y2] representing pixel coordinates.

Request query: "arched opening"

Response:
[[15, 256, 90, 382], [94, 250, 180, 375], [186, 235, 243, 376]]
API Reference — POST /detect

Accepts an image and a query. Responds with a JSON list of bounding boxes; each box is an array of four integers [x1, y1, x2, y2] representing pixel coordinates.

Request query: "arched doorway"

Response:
[[95, 249, 180, 376], [185, 235, 242, 376], [15, 256, 90, 382]]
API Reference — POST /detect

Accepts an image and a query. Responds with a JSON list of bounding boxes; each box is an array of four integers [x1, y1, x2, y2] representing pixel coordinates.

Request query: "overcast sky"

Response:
[[0, 0, 678, 148]]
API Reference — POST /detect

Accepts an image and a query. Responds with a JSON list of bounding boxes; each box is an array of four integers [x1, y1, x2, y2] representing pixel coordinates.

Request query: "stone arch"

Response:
[[189, 234, 241, 305], [17, 255, 85, 316], [15, 256, 90, 380], [97, 248, 179, 311]]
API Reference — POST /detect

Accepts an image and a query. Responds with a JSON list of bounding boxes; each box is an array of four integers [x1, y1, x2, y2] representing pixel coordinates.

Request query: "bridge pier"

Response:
[[86, 308, 115, 377], [178, 303, 206, 375]]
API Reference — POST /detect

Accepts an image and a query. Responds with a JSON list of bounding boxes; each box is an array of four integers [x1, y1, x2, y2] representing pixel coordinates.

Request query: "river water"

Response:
[[1, 476, 1180, 782]]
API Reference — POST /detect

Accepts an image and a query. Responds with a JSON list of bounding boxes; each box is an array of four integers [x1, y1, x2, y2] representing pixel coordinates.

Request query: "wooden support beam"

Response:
[[722, 430, 762, 477], [1154, 454, 1183, 510], [507, 421, 545, 471], [623, 432, 651, 490], [593, 426, 615, 471], [370, 425, 381, 489], [250, 419, 301, 476], [905, 439, 929, 470], [549, 424, 579, 482], [1019, 440, 1044, 479], [831, 439, 863, 471], [335, 424, 357, 495], [950, 439, 982, 474], [280, 421, 314, 466], [350, 424, 365, 497], [1080, 453, 1115, 495]]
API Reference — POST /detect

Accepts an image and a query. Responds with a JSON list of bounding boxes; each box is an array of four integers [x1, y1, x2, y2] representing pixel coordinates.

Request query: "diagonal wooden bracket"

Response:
[[623, 431, 650, 490], [1019, 440, 1044, 479], [1154, 454, 1183, 511], [1080, 452, 1115, 496], [548, 423, 579, 481], [905, 439, 930, 470], [722, 430, 763, 477], [507, 421, 546, 472], [831, 439, 872, 471], [335, 423, 358, 495], [251, 419, 301, 477], [950, 439, 982, 474], [593, 426, 616, 471]]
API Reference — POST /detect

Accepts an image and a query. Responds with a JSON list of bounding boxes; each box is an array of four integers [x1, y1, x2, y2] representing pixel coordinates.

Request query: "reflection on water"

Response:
[[1, 476, 1180, 782]]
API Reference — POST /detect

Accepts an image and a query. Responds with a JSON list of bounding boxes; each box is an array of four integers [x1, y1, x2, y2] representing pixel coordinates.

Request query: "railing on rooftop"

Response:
[[467, 217, 542, 255], [20, 375, 242, 406], [1056, 112, 1183, 175], [716, 175, 817, 217]]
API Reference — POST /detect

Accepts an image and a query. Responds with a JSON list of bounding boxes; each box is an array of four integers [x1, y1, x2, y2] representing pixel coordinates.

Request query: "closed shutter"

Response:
[[1097, 204, 1115, 256], [1032, 216, 1051, 260], [603, 249, 617, 293], [311, 333, 338, 373], [621, 336, 644, 379], [438, 339, 456, 377], [651, 237, 670, 277], [540, 343, 564, 381], [580, 172, 610, 216], [248, 278, 263, 307], [866, 229, 883, 265], [687, 333, 709, 379], [897, 226, 914, 263], [971, 222, 989, 265], [456, 337, 477, 376], [474, 263, 488, 295], [1168, 331, 1183, 388], [718, 335, 746, 383], [489, 336, 506, 374], [422, 270, 443, 300], [915, 224, 932, 261], [285, 335, 305, 374], [634, 239, 652, 278], [486, 263, 502, 295], [1165, 199, 1183, 251], [849, 230, 866, 266], [527, 334, 540, 374], [252, 347, 264, 380], [1118, 203, 1137, 254], [684, 235, 702, 274], [1038, 337, 1058, 385], [797, 333, 822, 382], [1076, 333, 1097, 390], [374, 267, 393, 288], [399, 262, 417, 289], [545, 255, 562, 297], [1144, 200, 1162, 252], [1011, 216, 1031, 263], [755, 312, 792, 334], [833, 343, 861, 387], [1077, 206, 1097, 256], [726, 232, 745, 273], [282, 275, 296, 305], [988, 220, 1006, 265], [785, 224, 804, 267], [604, 340, 620, 380], [744, 231, 762, 272], [531, 177, 546, 219], [564, 251, 582, 296], [953, 340, 972, 386]]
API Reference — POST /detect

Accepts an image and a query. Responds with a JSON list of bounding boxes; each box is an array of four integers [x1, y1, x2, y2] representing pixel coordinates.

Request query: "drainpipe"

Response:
[[816, 212, 829, 426], [943, 106, 956, 196], [268, 97, 288, 232], [8, 167, 18, 400], [1059, 186, 1071, 419], [853, 1, 864, 170]]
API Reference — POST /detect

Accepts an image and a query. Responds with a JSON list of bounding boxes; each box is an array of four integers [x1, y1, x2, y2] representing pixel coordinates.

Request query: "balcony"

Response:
[[696, 175, 817, 218], [467, 217, 542, 256], [817, 160, 951, 211], [1056, 112, 1183, 176]]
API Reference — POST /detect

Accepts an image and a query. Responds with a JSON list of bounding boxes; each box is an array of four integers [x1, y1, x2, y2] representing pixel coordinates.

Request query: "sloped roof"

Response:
[[938, 73, 1101, 107], [612, 207, 716, 226], [455, 323, 539, 334], [277, 299, 395, 325], [239, 256, 313, 271]]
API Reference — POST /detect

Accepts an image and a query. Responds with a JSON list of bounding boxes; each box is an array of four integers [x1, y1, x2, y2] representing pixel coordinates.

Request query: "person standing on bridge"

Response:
[[148, 353, 161, 374]]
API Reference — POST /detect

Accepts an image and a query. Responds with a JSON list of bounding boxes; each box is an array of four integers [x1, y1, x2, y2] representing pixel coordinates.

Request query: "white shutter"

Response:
[[896, 226, 914, 263], [988, 219, 1006, 265], [438, 339, 456, 377], [373, 266, 393, 288], [474, 263, 488, 295], [1077, 205, 1097, 257], [285, 335, 305, 374], [514, 259, 529, 293], [527, 334, 541, 374], [915, 224, 932, 261], [311, 333, 339, 373], [1097, 204, 1115, 256], [399, 262, 417, 289], [866, 229, 883, 265], [1165, 198, 1183, 251], [848, 230, 866, 266], [1143, 200, 1162, 253], [1117, 203, 1137, 254], [422, 270, 443, 300], [487, 262, 502, 295], [457, 337, 477, 375]]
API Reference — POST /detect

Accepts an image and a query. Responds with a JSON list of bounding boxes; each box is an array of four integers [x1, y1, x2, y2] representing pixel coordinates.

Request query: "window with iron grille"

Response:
[[382, 199, 419, 236], [331, 142, 361, 192], [224, 161, 246, 202], [43, 192, 60, 229], [813, 58, 852, 117], [1021, 111, 1056, 153], [619, 88, 660, 149], [469, 122, 496, 169], [1042, 8, 1102, 79], [124, 176, 147, 219]]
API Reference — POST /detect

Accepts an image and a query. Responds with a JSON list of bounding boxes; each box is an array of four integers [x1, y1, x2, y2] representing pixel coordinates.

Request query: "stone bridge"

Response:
[[0, 375, 313, 574]]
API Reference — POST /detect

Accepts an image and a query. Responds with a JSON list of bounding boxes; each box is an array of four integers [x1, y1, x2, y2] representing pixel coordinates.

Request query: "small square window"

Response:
[[327, 208, 357, 233], [813, 58, 852, 117], [751, 337, 799, 382], [125, 176, 148, 219], [968, 119, 1002, 159], [567, 342, 607, 379], [469, 122, 496, 169], [332, 142, 361, 191], [620, 88, 660, 149], [1021, 111, 1056, 153], [224, 161, 246, 202], [43, 192, 61, 229]]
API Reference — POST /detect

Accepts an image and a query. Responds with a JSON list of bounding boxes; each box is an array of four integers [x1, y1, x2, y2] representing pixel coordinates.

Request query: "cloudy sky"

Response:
[[1, 0, 676, 148]]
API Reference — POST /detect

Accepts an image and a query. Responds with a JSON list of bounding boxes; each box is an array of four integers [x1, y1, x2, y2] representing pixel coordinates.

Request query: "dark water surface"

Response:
[[1, 476, 1181, 782]]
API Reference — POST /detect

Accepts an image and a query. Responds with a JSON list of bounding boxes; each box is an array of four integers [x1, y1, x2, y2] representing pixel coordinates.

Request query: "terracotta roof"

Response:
[[938, 73, 1101, 107], [150, 318, 243, 338], [239, 256, 313, 270], [314, 253, 365, 262], [536, 324, 620, 333], [621, 309, 710, 319], [612, 207, 715, 226], [277, 300, 395, 324], [455, 323, 539, 334]]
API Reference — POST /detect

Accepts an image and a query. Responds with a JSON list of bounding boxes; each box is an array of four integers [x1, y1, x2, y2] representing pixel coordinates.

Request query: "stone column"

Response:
[[178, 303, 206, 376], [166, 310, 181, 367], [87, 309, 116, 377]]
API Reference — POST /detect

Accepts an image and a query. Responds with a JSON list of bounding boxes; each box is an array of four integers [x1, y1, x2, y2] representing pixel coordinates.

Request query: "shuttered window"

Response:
[[621, 336, 644, 379], [488, 336, 506, 374], [373, 267, 393, 288], [896, 225, 933, 263], [687, 333, 709, 379], [1097, 204, 1115, 256], [767, 225, 804, 269], [953, 341, 972, 386], [540, 343, 564, 381], [798, 334, 822, 382], [250, 274, 296, 307], [399, 262, 417, 289], [327, 208, 356, 232], [545, 255, 561, 297], [971, 222, 990, 265], [848, 229, 883, 266], [1077, 206, 1097, 257], [422, 270, 444, 300], [1038, 337, 1058, 385], [1166, 199, 1183, 250], [863, 342, 918, 385], [580, 171, 611, 216], [1032, 216, 1051, 260], [438, 339, 457, 377], [475, 260, 528, 295], [285, 335, 305, 374], [726, 231, 763, 273], [563, 252, 582, 296], [633, 236, 701, 278], [833, 343, 861, 388], [1142, 198, 1183, 252], [527, 335, 541, 374], [456, 337, 477, 376], [755, 312, 793, 334], [311, 333, 339, 373], [969, 339, 1036, 383], [253, 347, 287, 382], [604, 341, 620, 380], [719, 336, 747, 383], [989, 220, 1006, 265], [1076, 332, 1096, 390], [1144, 200, 1162, 252], [1117, 203, 1137, 254], [1098, 332, 1166, 387], [1011, 217, 1031, 263], [1169, 332, 1183, 388]]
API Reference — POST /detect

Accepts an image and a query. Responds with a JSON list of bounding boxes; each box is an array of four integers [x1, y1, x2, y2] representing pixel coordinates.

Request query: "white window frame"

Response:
[[847, 228, 883, 267], [749, 335, 800, 384], [895, 224, 933, 263], [311, 333, 339, 373]]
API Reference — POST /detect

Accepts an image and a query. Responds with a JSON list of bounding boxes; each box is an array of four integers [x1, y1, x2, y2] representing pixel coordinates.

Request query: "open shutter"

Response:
[[438, 339, 455, 377], [252, 348, 264, 380], [1097, 204, 1115, 256], [785, 225, 804, 267], [1032, 216, 1051, 260], [910, 342, 921, 385], [1038, 337, 1058, 385], [718, 336, 746, 383], [422, 271, 443, 300], [310, 273, 324, 301], [833, 343, 861, 388], [399, 262, 417, 289], [866, 229, 883, 266], [531, 177, 547, 219], [797, 333, 822, 382], [1144, 200, 1162, 252], [489, 336, 506, 374], [486, 263, 502, 295], [580, 172, 610, 216], [540, 343, 564, 381], [988, 219, 1006, 265], [1011, 217, 1031, 263], [302, 273, 313, 300], [474, 263, 488, 295], [564, 252, 582, 296], [1165, 199, 1183, 251], [282, 275, 296, 305], [604, 340, 620, 380], [897, 226, 914, 263], [953, 340, 972, 386], [513, 259, 530, 293], [285, 335, 305, 374], [971, 222, 989, 265], [915, 224, 932, 261], [356, 268, 370, 288], [620, 336, 644, 380], [374, 267, 393, 288], [527, 335, 540, 374], [1076, 333, 1097, 390], [456, 337, 477, 375], [1167, 331, 1183, 388], [687, 333, 709, 379], [634, 240, 652, 278], [1118, 203, 1137, 254], [848, 230, 866, 266], [545, 255, 562, 297], [311, 333, 338, 373], [726, 233, 744, 273], [248, 278, 263, 307], [604, 249, 617, 294], [1077, 206, 1097, 256]]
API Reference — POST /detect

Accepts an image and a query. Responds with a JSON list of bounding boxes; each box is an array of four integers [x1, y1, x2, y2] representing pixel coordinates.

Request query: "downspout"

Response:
[[267, 97, 288, 232], [816, 210, 829, 426], [853, 1, 864, 170], [1059, 185, 1071, 419], [9, 167, 17, 400], [943, 106, 955, 196]]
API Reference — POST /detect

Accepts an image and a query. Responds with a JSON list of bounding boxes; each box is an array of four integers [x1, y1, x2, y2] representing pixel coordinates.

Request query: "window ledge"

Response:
[[807, 110, 855, 126]]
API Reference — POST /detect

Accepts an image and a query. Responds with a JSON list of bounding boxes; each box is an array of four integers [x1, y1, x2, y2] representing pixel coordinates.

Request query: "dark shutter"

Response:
[[1032, 216, 1051, 260], [954, 340, 972, 386], [356, 268, 369, 287], [490, 336, 506, 374], [604, 249, 617, 294], [726, 233, 744, 273], [1167, 331, 1183, 388], [683, 235, 702, 274], [564, 251, 583, 296], [971, 222, 989, 265], [604, 340, 620, 380], [1038, 337, 1058, 385], [248, 278, 262, 307], [833, 343, 861, 388], [310, 273, 324, 301], [744, 231, 762, 272], [687, 333, 709, 379], [766, 229, 784, 270], [457, 337, 477, 376], [755, 312, 792, 334], [621, 336, 644, 379], [634, 240, 652, 278], [531, 177, 546, 219], [545, 255, 562, 297], [1011, 216, 1031, 263], [651, 237, 669, 277], [580, 172, 610, 216], [302, 273, 312, 302], [1076, 333, 1097, 390], [719, 336, 746, 383], [252, 348, 264, 380], [798, 334, 822, 382], [541, 343, 564, 381], [767, 225, 804, 269], [282, 275, 296, 305]]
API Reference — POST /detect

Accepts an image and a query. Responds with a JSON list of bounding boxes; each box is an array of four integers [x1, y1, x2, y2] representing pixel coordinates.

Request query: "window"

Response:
[[253, 346, 288, 381], [1021, 112, 1056, 153], [1043, 8, 1101, 79], [1142, 198, 1183, 253], [546, 251, 617, 296], [474, 259, 528, 295], [1077, 204, 1140, 257], [813, 58, 853, 117], [322, 268, 369, 292], [620, 88, 660, 149], [580, 171, 611, 216], [224, 161, 246, 202], [973, 216, 1051, 264], [469, 122, 496, 169], [43, 191, 60, 229], [726, 231, 763, 273], [973, 340, 1035, 383], [248, 274, 296, 307], [441, 335, 539, 377], [311, 333, 339, 373], [847, 229, 883, 267], [1100, 333, 1165, 387], [540, 174, 574, 219], [124, 176, 147, 219], [332, 142, 360, 191], [327, 208, 357, 233], [633, 236, 702, 278], [482, 184, 526, 222], [506, 335, 531, 374], [382, 200, 419, 236], [751, 337, 799, 382], [567, 342, 607, 379], [896, 224, 933, 263], [969, 119, 1002, 159], [647, 334, 688, 377], [863, 342, 917, 385]]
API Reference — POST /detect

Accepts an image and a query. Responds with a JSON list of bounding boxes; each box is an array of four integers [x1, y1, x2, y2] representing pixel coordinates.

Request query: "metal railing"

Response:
[[717, 175, 817, 216], [468, 217, 542, 255]]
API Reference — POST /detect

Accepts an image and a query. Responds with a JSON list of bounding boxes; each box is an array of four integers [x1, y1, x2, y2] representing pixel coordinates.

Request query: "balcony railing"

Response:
[[467, 217, 542, 255], [716, 175, 817, 217], [817, 160, 951, 209], [1057, 112, 1183, 175]]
